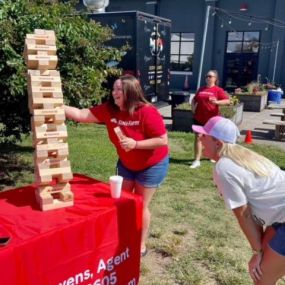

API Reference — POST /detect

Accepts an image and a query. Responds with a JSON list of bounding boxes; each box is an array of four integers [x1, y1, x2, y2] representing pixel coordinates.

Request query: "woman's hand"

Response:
[[209, 97, 218, 105], [120, 137, 136, 152], [248, 251, 263, 282]]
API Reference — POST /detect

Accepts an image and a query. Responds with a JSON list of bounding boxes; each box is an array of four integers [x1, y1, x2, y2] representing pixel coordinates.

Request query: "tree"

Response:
[[0, 0, 125, 143]]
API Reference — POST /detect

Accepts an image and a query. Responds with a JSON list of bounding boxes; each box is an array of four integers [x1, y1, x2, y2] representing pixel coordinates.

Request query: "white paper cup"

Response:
[[109, 175, 123, 198]]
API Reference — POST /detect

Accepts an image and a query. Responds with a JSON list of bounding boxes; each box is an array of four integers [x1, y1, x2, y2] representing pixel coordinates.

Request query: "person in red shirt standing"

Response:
[[64, 74, 169, 256], [190, 70, 230, 169]]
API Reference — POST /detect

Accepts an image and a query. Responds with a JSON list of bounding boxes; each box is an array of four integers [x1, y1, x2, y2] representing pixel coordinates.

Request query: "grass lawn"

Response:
[[1, 124, 285, 285]]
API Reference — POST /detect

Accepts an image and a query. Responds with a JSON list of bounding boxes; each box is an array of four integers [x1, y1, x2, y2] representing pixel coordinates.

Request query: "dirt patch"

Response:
[[139, 226, 219, 285]]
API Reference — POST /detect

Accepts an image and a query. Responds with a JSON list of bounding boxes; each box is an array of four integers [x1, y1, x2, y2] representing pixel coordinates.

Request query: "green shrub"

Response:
[[0, 0, 126, 143]]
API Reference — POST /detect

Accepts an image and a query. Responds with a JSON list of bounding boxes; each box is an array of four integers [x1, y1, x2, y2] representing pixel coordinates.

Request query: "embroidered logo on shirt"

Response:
[[118, 120, 139, 126], [110, 118, 117, 124]]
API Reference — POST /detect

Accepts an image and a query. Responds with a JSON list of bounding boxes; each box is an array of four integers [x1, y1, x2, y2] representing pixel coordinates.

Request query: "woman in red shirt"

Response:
[[190, 70, 230, 169], [64, 75, 169, 256]]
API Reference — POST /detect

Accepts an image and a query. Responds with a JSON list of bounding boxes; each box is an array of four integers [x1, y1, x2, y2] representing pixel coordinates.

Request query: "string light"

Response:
[[210, 6, 285, 30]]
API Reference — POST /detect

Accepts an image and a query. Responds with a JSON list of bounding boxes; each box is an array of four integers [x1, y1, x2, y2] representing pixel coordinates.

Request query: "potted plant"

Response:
[[233, 82, 268, 112], [220, 96, 244, 126]]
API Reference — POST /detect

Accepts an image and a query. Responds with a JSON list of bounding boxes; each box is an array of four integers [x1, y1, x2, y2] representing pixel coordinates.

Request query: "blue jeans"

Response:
[[117, 156, 169, 188]]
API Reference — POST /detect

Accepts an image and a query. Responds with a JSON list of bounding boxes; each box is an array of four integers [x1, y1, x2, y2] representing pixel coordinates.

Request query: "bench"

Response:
[[263, 120, 285, 139], [270, 112, 285, 117]]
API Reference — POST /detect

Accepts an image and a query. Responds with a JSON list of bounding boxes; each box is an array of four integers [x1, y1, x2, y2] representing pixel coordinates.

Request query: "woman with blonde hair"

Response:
[[64, 74, 169, 257], [192, 116, 285, 284], [190, 70, 230, 168]]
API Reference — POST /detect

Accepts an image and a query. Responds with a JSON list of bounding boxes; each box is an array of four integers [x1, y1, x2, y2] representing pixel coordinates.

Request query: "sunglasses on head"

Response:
[[206, 75, 215, 78]]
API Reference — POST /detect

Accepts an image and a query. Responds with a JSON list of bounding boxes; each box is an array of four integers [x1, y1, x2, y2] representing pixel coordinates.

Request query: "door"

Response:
[[223, 31, 260, 91]]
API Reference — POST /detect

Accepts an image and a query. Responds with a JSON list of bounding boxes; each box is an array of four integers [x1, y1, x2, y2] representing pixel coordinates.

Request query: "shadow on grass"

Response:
[[169, 157, 209, 165], [0, 144, 34, 191]]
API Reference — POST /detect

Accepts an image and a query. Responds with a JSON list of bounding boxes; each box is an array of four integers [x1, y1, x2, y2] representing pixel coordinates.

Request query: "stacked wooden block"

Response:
[[24, 29, 74, 211]]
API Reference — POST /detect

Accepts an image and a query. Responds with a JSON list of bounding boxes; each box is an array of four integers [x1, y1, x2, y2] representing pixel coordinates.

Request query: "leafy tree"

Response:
[[0, 0, 125, 143]]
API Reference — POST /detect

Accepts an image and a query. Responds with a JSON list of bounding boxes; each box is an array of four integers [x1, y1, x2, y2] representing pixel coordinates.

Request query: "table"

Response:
[[0, 174, 143, 285]]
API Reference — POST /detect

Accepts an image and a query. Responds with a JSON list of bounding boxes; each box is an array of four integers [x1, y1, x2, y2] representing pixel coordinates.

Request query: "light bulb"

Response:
[[248, 22, 252, 26], [265, 26, 268, 31], [228, 19, 232, 24], [221, 23, 224, 28]]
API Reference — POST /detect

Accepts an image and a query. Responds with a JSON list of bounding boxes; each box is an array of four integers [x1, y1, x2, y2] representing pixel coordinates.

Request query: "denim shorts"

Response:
[[117, 156, 169, 188], [269, 222, 285, 256]]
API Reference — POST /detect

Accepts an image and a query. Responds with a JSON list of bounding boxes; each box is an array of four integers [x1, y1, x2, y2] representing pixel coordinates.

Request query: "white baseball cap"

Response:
[[192, 116, 240, 144]]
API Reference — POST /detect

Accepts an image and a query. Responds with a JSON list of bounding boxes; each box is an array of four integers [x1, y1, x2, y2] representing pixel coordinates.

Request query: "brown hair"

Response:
[[207, 70, 219, 86], [109, 74, 149, 115]]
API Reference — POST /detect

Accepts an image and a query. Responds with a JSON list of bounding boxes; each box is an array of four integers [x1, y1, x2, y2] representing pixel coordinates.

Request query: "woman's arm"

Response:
[[233, 205, 264, 281], [120, 134, 168, 152], [210, 98, 230, 106], [233, 205, 263, 252], [64, 105, 99, 123]]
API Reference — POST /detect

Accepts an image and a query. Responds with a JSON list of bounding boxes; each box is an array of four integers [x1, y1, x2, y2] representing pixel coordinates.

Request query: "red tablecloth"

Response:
[[0, 174, 143, 285]]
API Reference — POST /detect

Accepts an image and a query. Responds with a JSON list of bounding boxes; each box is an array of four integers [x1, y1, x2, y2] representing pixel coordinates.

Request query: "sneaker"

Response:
[[190, 160, 201, 169]]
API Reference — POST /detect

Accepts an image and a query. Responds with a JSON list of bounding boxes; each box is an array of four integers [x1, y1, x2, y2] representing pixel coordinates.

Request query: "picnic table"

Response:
[[263, 104, 285, 139]]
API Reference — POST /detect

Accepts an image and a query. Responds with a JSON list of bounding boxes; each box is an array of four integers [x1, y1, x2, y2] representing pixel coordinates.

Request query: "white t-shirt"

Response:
[[213, 157, 285, 226]]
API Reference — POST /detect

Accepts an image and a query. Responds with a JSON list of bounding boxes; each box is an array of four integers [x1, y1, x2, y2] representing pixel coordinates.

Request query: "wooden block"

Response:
[[35, 143, 69, 159], [114, 126, 130, 152], [24, 43, 57, 55], [29, 98, 63, 110], [32, 113, 65, 125], [28, 86, 63, 97], [34, 129, 68, 140], [28, 70, 60, 77], [59, 190, 74, 202], [36, 158, 70, 170], [35, 189, 74, 211], [35, 191, 54, 205], [33, 108, 64, 116], [29, 76, 61, 89], [38, 182, 71, 195], [26, 54, 58, 69], [36, 166, 72, 184], [114, 126, 126, 140]]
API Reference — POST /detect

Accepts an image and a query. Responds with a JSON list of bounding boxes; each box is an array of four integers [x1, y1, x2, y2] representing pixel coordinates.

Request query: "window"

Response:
[[226, 31, 260, 54], [170, 33, 195, 72]]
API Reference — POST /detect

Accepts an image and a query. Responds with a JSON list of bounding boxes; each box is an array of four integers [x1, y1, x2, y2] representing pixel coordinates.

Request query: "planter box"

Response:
[[172, 103, 244, 132], [234, 92, 268, 112], [231, 102, 244, 126]]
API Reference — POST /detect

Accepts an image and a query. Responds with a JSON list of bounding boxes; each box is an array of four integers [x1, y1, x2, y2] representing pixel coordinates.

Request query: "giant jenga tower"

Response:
[[24, 29, 74, 211]]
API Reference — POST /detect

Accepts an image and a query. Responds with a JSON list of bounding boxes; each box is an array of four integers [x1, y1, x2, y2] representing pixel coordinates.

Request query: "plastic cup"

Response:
[[109, 175, 123, 198]]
